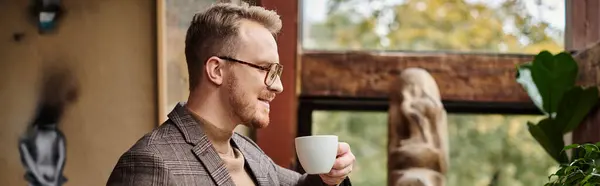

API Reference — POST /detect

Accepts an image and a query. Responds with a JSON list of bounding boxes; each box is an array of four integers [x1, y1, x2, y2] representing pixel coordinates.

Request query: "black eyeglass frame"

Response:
[[217, 56, 283, 87]]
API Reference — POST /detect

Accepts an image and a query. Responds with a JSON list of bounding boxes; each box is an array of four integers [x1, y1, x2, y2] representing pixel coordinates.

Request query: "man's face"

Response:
[[223, 20, 283, 129]]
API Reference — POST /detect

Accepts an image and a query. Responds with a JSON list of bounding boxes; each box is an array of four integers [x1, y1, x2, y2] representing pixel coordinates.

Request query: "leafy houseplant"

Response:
[[516, 50, 599, 163], [516, 51, 600, 184], [546, 143, 600, 185]]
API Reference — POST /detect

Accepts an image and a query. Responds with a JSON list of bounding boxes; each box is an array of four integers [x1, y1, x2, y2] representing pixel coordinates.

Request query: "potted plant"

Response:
[[516, 50, 600, 184], [545, 143, 600, 185]]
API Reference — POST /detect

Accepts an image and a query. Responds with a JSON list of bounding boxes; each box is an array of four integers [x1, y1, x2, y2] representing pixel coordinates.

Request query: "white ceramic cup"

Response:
[[295, 135, 339, 174]]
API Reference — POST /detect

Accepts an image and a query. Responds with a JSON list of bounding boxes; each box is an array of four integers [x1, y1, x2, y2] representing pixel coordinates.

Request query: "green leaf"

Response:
[[555, 87, 599, 133], [571, 158, 587, 166], [529, 119, 569, 163], [583, 174, 594, 183], [581, 173, 600, 185], [537, 52, 578, 115], [582, 144, 600, 159], [519, 51, 579, 117], [565, 166, 579, 174], [566, 170, 585, 184], [583, 144, 600, 153], [565, 144, 581, 151], [516, 63, 546, 115], [528, 121, 553, 157]]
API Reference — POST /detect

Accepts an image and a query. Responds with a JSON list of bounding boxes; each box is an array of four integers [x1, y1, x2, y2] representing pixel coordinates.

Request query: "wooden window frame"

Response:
[[293, 95, 542, 172]]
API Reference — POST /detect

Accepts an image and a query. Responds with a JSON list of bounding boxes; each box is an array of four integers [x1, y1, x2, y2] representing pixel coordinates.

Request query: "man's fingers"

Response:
[[320, 174, 344, 186], [337, 142, 350, 156], [327, 167, 350, 177], [319, 142, 353, 185], [332, 153, 355, 170]]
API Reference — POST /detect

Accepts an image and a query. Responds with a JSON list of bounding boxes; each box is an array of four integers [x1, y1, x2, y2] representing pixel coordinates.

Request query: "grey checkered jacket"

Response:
[[107, 103, 340, 186]]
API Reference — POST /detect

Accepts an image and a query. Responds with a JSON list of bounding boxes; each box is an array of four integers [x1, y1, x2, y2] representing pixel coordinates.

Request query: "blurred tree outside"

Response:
[[312, 111, 556, 186], [445, 114, 556, 186], [306, 0, 564, 185], [312, 111, 388, 186], [303, 0, 564, 54]]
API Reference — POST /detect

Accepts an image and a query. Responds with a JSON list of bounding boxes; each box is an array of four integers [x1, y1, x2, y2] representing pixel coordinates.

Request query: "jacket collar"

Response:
[[168, 103, 235, 186], [167, 102, 271, 186]]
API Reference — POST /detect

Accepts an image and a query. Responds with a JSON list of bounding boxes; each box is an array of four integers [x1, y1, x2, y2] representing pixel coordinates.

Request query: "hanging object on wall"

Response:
[[29, 0, 64, 34], [19, 66, 78, 186]]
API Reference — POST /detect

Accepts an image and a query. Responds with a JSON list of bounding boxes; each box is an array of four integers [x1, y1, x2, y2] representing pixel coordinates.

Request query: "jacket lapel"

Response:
[[232, 135, 274, 186], [191, 136, 235, 186], [168, 103, 236, 186]]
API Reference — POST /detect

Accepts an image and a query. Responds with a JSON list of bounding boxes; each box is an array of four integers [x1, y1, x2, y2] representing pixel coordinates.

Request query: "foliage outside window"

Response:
[[302, 0, 565, 54], [312, 111, 556, 186]]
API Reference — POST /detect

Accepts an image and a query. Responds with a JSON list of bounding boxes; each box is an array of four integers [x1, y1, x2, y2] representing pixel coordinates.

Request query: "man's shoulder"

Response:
[[107, 120, 192, 185], [117, 120, 187, 160]]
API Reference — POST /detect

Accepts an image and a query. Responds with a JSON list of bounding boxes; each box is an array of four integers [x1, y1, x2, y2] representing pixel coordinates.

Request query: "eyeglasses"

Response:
[[217, 56, 283, 87]]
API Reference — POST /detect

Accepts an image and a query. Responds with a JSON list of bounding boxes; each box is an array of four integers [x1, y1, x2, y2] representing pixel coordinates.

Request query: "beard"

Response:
[[225, 75, 271, 129]]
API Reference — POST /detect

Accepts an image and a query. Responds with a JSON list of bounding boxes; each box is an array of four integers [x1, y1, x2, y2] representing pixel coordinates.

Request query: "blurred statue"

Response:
[[388, 68, 449, 186], [19, 66, 78, 186]]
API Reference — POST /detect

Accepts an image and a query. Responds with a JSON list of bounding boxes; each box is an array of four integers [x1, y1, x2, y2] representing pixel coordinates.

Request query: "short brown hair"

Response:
[[184, 2, 282, 91]]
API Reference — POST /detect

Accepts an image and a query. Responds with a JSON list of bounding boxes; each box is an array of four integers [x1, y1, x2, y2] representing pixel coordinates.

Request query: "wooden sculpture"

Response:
[[388, 67, 449, 186]]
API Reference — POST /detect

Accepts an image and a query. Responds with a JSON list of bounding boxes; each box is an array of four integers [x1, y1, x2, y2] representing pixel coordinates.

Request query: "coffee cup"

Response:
[[295, 135, 339, 174]]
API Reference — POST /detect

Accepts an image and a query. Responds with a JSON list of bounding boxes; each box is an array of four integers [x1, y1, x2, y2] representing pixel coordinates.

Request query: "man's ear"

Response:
[[205, 57, 224, 86]]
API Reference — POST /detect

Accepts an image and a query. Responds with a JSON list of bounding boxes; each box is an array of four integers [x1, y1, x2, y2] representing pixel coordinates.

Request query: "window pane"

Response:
[[447, 114, 556, 186], [311, 111, 557, 185], [301, 0, 565, 54], [312, 110, 388, 186]]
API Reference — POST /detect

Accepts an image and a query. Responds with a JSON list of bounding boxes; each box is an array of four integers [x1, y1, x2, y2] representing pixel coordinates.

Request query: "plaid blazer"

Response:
[[107, 103, 346, 186]]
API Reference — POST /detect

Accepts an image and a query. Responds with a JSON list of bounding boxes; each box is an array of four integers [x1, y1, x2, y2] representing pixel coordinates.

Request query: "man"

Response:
[[107, 2, 355, 186]]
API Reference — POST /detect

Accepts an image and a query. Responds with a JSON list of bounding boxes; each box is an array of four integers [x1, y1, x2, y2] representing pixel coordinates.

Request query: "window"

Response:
[[310, 110, 555, 186], [312, 110, 388, 186], [446, 114, 555, 186], [298, 2, 565, 183], [301, 0, 565, 54]]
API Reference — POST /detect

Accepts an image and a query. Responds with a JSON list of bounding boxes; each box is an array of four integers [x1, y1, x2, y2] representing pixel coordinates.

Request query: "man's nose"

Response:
[[268, 75, 283, 93]]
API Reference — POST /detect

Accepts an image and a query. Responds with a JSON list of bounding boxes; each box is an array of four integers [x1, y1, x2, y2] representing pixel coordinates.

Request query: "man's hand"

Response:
[[319, 142, 355, 185]]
